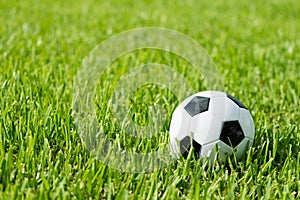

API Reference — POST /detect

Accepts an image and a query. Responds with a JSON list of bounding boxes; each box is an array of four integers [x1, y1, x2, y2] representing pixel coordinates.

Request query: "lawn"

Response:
[[0, 0, 299, 199]]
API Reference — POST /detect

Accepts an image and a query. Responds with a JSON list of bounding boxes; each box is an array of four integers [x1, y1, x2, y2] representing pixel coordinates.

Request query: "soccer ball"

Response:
[[169, 91, 255, 161]]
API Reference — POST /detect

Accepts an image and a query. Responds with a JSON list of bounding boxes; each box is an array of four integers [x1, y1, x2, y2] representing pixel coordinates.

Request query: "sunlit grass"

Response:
[[0, 0, 299, 199]]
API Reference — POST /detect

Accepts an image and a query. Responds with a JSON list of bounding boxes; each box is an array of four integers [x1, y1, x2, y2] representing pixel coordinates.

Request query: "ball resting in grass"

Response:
[[169, 91, 255, 162]]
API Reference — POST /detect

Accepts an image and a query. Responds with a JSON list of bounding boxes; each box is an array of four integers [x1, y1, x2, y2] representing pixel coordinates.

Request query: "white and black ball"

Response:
[[169, 91, 255, 161]]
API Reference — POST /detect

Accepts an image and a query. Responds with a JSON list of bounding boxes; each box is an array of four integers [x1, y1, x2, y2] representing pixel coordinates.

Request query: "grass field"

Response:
[[0, 0, 299, 199]]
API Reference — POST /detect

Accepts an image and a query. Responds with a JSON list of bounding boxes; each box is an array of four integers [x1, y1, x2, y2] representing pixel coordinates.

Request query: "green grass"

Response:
[[0, 0, 299, 199]]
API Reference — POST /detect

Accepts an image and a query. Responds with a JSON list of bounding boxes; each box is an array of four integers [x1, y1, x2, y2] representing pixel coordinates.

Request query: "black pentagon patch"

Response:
[[227, 94, 247, 109], [184, 96, 210, 116], [220, 121, 245, 148], [180, 136, 202, 158]]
